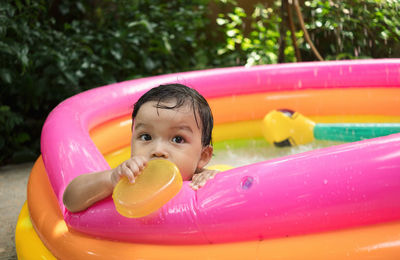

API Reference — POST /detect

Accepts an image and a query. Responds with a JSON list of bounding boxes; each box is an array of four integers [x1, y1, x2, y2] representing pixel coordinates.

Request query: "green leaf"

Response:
[[0, 69, 12, 84]]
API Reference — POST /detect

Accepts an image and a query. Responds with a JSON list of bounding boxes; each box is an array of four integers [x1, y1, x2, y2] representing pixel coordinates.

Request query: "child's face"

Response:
[[131, 101, 212, 181]]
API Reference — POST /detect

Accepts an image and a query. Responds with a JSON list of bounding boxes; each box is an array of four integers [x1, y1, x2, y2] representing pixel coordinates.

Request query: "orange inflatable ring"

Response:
[[16, 60, 400, 259]]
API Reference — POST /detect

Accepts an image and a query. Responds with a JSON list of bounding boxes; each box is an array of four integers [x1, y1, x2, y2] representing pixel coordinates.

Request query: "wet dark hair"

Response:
[[132, 84, 213, 147]]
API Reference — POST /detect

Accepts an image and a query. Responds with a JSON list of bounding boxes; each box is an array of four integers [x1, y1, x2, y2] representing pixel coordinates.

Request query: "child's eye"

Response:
[[139, 134, 152, 141], [172, 136, 185, 144]]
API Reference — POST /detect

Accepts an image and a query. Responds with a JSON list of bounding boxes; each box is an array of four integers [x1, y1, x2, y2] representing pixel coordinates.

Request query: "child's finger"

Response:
[[208, 170, 218, 179], [121, 164, 135, 183], [125, 161, 139, 175], [127, 158, 147, 177], [195, 179, 208, 189], [189, 181, 200, 190], [130, 157, 147, 173], [191, 175, 205, 189], [111, 166, 127, 186], [191, 173, 202, 184], [190, 170, 219, 190]]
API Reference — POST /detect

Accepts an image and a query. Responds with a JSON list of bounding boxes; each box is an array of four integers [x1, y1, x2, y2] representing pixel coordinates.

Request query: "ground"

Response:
[[0, 162, 32, 260]]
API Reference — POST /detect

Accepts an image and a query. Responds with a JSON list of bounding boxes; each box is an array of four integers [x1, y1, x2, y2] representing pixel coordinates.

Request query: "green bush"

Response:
[[302, 0, 400, 60], [213, 0, 400, 64], [215, 1, 297, 66], [0, 0, 213, 165]]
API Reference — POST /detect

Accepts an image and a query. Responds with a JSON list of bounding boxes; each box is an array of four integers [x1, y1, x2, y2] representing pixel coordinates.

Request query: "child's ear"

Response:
[[197, 145, 213, 169]]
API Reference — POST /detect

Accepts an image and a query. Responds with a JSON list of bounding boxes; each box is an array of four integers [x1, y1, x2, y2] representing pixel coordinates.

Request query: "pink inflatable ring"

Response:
[[40, 59, 400, 244]]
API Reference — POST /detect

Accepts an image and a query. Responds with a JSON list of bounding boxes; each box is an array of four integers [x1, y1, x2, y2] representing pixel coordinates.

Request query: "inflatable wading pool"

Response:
[[16, 59, 400, 259]]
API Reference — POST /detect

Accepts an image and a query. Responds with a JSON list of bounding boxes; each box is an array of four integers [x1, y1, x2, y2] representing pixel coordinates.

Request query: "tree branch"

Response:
[[293, 0, 323, 61], [286, 0, 302, 61], [278, 0, 287, 63]]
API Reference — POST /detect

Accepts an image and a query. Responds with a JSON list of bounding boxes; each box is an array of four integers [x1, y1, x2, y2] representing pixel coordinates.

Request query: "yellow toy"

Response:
[[263, 109, 400, 146], [262, 109, 315, 146]]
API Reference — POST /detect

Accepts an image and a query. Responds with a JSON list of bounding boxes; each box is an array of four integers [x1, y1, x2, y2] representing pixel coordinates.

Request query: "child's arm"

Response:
[[62, 169, 114, 212], [190, 169, 219, 190], [63, 156, 147, 212]]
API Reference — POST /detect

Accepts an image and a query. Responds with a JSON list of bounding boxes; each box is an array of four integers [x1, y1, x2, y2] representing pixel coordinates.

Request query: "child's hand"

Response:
[[111, 156, 147, 186], [190, 169, 219, 190]]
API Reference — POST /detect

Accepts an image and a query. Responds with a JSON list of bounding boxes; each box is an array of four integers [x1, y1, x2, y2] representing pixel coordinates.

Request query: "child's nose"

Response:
[[152, 150, 168, 158], [151, 142, 168, 158]]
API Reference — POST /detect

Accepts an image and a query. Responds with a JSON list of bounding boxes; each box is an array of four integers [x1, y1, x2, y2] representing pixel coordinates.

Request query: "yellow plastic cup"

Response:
[[112, 159, 183, 218]]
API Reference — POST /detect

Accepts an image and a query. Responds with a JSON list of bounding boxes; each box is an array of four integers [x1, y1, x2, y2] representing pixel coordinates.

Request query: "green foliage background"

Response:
[[1, 0, 399, 165], [0, 0, 213, 164], [216, 0, 400, 64]]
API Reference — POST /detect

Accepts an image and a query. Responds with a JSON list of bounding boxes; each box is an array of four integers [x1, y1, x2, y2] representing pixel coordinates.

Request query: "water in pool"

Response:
[[210, 138, 344, 168]]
